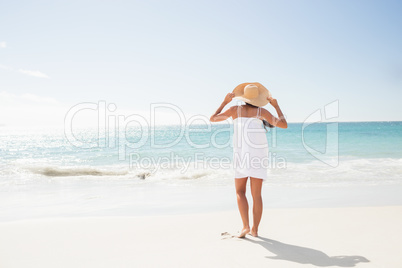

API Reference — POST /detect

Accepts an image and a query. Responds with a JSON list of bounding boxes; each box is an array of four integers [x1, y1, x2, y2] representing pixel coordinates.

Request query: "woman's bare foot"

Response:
[[237, 227, 250, 238], [249, 228, 258, 237]]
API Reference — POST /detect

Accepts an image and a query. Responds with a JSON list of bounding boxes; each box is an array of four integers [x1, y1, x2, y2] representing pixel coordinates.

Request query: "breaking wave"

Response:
[[28, 166, 129, 177]]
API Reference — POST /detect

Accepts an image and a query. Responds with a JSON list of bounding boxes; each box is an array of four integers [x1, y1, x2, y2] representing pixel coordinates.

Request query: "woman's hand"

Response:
[[267, 97, 278, 107], [224, 93, 235, 104]]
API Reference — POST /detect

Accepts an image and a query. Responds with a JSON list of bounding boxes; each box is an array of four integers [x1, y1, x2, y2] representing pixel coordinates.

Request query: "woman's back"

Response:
[[233, 104, 262, 120]]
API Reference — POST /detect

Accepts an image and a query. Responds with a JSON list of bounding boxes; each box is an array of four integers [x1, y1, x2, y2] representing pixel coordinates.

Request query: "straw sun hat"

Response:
[[232, 82, 272, 107]]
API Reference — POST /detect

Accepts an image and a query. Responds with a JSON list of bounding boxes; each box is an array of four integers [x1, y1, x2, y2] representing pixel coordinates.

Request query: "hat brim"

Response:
[[232, 82, 271, 107]]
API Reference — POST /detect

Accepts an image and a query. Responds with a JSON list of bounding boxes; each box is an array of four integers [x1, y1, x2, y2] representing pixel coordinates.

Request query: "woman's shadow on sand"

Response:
[[245, 236, 369, 267]]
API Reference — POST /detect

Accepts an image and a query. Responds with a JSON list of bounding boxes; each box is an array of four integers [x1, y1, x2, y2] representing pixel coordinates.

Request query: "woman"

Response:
[[210, 82, 287, 238]]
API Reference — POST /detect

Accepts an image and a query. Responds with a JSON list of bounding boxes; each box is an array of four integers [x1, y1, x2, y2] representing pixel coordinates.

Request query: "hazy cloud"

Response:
[[0, 64, 12, 70], [18, 69, 50, 79], [0, 63, 50, 79], [0, 41, 6, 48], [0, 91, 64, 126]]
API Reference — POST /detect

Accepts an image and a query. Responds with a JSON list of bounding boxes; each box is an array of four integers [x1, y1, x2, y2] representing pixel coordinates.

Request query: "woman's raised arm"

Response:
[[210, 93, 235, 122], [261, 97, 288, 129]]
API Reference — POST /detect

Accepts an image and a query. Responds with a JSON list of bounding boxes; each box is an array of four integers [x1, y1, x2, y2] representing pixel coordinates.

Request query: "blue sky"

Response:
[[0, 0, 401, 126]]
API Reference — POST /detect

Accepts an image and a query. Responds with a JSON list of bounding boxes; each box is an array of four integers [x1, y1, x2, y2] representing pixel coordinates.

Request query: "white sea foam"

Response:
[[1, 157, 401, 188]]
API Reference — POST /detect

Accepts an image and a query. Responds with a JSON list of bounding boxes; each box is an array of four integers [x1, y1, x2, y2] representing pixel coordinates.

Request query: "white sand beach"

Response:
[[1, 206, 401, 268]]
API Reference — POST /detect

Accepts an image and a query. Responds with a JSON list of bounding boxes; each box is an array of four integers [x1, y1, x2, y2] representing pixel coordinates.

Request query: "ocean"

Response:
[[1, 121, 402, 221]]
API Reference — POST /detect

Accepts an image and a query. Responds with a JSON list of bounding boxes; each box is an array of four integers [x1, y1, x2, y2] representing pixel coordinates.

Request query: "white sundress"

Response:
[[233, 105, 269, 180]]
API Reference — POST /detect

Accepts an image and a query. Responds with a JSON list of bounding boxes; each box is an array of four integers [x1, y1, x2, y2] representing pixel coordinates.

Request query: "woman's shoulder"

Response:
[[227, 105, 238, 116], [260, 107, 271, 113]]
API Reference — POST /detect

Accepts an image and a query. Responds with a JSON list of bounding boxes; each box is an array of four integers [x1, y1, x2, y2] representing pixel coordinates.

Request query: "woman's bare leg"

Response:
[[250, 177, 263, 237], [235, 177, 249, 237]]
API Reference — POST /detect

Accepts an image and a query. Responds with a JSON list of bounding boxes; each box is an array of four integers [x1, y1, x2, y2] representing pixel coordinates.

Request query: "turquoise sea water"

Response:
[[1, 121, 402, 221], [2, 121, 402, 179]]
